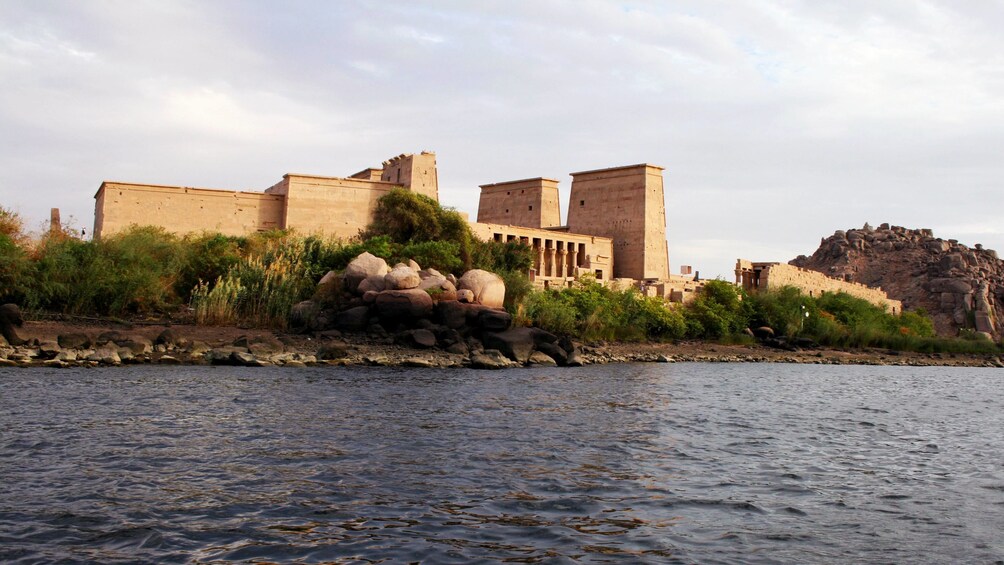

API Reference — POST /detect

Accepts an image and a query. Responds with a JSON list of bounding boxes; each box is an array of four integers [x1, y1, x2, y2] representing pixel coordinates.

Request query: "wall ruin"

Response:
[[736, 259, 903, 313]]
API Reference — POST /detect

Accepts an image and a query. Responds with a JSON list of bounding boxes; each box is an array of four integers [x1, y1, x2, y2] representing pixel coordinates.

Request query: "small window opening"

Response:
[[528, 205, 533, 211], [579, 200, 585, 206]]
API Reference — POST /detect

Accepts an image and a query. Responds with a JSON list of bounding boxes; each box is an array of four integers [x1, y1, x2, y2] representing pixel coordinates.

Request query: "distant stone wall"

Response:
[[736, 260, 902, 313], [93, 182, 284, 238], [470, 221, 613, 285]]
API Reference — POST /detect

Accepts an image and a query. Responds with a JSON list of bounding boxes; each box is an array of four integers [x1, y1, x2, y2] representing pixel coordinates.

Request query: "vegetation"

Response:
[[0, 198, 1000, 353]]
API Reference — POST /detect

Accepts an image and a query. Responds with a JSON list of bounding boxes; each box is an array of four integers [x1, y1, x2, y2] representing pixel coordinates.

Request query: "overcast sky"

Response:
[[2, 1, 1002, 278]]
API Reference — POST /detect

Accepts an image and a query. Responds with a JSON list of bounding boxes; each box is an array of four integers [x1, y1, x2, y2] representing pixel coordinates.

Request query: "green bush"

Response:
[[518, 277, 687, 342]]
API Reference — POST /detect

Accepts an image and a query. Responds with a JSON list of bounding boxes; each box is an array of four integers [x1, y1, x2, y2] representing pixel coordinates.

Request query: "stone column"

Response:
[[536, 246, 545, 274], [568, 246, 578, 278], [546, 248, 556, 278], [557, 249, 567, 279]]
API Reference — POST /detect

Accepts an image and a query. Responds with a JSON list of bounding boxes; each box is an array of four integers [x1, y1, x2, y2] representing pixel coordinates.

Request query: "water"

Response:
[[1, 363, 1002, 564]]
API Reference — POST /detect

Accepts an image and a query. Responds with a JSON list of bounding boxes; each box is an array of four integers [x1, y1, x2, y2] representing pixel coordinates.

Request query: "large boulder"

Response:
[[375, 289, 434, 325], [457, 270, 506, 308], [333, 306, 370, 332], [357, 274, 387, 294], [0, 303, 26, 346], [481, 327, 552, 364], [418, 276, 457, 301], [384, 265, 421, 290], [343, 252, 390, 293]]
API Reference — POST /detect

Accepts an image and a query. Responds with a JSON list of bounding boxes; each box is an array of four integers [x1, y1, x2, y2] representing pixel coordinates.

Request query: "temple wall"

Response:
[[470, 222, 613, 284], [567, 164, 669, 280], [477, 178, 562, 228], [93, 182, 283, 238], [277, 174, 396, 240]]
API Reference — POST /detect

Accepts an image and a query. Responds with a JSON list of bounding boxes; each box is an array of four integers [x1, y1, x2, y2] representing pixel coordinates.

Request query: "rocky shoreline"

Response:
[[2, 320, 1003, 370]]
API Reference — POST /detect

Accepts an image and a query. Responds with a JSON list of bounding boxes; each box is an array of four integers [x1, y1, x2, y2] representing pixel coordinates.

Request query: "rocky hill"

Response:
[[790, 223, 1003, 339]]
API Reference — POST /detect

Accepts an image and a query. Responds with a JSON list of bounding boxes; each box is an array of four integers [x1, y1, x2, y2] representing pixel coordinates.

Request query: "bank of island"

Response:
[[1, 150, 1002, 368]]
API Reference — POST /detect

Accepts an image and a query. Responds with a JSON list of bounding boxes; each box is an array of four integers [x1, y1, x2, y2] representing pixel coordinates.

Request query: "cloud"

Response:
[[1, 0, 1002, 277]]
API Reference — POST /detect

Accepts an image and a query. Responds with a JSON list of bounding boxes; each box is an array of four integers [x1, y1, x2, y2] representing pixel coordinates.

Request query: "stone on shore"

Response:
[[344, 252, 390, 293], [457, 270, 505, 308]]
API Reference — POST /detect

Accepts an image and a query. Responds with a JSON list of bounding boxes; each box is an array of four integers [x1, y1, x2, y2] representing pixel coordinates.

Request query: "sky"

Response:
[[1, 0, 1002, 279]]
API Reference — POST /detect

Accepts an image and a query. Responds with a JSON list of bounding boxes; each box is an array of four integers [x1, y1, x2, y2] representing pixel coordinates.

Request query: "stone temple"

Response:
[[94, 151, 704, 300]]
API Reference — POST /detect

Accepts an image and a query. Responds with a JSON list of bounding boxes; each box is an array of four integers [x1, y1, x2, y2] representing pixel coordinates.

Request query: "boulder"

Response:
[[470, 349, 513, 370], [482, 328, 538, 363], [57, 332, 91, 349], [318, 270, 339, 286], [333, 306, 371, 332], [419, 268, 443, 280], [317, 341, 350, 360], [375, 289, 434, 324], [457, 270, 506, 308], [474, 308, 512, 332], [290, 300, 319, 331], [395, 328, 437, 349], [435, 300, 469, 329], [407, 259, 421, 272], [752, 326, 775, 339], [357, 274, 387, 294], [155, 328, 179, 347], [384, 265, 421, 290], [0, 303, 27, 346], [343, 252, 390, 293], [362, 290, 379, 304], [535, 341, 568, 366], [419, 276, 458, 301], [528, 351, 557, 366]]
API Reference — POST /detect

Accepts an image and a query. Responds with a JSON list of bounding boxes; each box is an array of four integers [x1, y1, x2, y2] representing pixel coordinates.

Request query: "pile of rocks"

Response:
[[791, 223, 1004, 339], [290, 252, 582, 368], [0, 323, 315, 368]]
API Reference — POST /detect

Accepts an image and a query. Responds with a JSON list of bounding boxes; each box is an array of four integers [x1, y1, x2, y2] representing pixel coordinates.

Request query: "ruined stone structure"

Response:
[[93, 150, 694, 300], [790, 223, 1004, 338], [735, 259, 902, 313], [93, 152, 437, 240], [469, 222, 613, 283], [94, 182, 286, 238]]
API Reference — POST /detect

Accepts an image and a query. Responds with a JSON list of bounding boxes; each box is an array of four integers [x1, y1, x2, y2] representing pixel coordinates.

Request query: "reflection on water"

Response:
[[1, 364, 1002, 563]]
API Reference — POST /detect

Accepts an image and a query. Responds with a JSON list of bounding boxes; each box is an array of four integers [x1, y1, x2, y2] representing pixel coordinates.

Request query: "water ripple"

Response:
[[1, 363, 1002, 563]]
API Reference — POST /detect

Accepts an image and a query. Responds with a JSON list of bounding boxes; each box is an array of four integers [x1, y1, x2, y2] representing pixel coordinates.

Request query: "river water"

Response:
[[1, 363, 1001, 564]]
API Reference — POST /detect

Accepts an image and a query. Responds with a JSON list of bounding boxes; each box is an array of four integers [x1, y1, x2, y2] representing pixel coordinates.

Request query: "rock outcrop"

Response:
[[289, 253, 581, 367], [791, 223, 1004, 338]]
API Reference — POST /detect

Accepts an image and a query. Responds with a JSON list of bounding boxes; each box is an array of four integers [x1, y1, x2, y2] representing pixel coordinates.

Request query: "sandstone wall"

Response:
[[470, 221, 613, 284], [737, 260, 902, 313], [381, 152, 438, 202], [567, 164, 669, 280], [275, 174, 396, 240], [476, 178, 561, 229], [93, 182, 284, 238]]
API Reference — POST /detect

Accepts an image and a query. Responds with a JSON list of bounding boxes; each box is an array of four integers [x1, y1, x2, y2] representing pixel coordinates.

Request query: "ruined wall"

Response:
[[269, 174, 396, 240], [93, 182, 284, 238], [737, 260, 902, 313], [476, 178, 561, 229], [566, 164, 669, 280], [470, 221, 613, 284], [381, 152, 439, 202]]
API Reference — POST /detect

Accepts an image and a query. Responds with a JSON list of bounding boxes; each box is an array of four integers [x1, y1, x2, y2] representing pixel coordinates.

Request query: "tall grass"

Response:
[[190, 237, 318, 328]]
